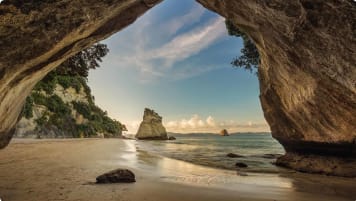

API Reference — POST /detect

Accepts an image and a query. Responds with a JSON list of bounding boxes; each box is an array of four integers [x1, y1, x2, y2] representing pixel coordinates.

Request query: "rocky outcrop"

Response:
[[15, 84, 88, 138], [220, 129, 229, 136], [0, 0, 355, 176], [15, 74, 124, 138], [15, 105, 47, 138], [136, 108, 168, 140], [226, 153, 244, 158], [197, 0, 356, 176], [96, 169, 136, 183], [276, 153, 356, 177], [53, 84, 88, 104]]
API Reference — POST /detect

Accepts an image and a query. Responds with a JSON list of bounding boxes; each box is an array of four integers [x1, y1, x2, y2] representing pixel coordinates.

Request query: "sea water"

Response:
[[135, 133, 287, 173]]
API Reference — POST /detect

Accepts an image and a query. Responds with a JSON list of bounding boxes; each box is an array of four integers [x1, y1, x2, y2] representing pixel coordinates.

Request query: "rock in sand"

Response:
[[235, 162, 248, 168], [96, 169, 136, 183], [226, 153, 244, 158]]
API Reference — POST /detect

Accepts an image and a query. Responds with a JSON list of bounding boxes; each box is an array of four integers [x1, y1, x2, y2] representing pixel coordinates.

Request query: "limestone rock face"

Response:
[[0, 0, 355, 176], [53, 85, 88, 104], [275, 153, 356, 177], [197, 0, 356, 176], [14, 84, 89, 138], [15, 105, 47, 138], [136, 108, 168, 140]]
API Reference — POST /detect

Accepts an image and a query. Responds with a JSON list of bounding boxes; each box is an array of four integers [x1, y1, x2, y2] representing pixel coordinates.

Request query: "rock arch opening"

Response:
[[0, 0, 355, 176]]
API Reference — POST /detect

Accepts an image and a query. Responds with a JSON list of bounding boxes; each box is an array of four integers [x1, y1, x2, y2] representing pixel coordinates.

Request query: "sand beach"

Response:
[[0, 139, 355, 201]]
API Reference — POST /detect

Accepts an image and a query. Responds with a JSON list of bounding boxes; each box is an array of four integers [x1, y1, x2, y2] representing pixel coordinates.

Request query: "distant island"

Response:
[[220, 129, 229, 136], [167, 132, 271, 137]]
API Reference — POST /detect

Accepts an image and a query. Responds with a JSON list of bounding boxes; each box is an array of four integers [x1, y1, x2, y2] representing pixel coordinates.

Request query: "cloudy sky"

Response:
[[88, 0, 269, 134]]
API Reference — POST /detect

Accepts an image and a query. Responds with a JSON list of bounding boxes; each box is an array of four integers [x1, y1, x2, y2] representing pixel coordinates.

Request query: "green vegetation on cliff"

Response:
[[225, 20, 260, 73], [20, 44, 124, 138]]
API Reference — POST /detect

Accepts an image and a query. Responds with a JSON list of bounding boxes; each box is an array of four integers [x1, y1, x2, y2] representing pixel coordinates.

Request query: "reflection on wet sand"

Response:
[[131, 140, 356, 200]]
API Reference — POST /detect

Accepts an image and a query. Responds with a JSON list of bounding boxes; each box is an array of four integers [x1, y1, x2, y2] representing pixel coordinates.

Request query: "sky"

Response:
[[88, 0, 270, 134]]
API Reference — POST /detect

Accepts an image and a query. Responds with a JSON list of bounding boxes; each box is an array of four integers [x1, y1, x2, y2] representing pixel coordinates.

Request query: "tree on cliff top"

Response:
[[225, 20, 260, 73], [55, 43, 109, 78]]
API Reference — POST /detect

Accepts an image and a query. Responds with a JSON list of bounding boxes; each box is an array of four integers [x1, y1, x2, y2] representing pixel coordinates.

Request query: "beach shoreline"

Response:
[[0, 138, 355, 201], [134, 133, 287, 174]]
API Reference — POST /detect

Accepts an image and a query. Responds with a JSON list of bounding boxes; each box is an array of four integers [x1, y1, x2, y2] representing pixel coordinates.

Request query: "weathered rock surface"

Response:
[[197, 0, 356, 176], [15, 84, 89, 138], [0, 0, 355, 176], [276, 153, 356, 177], [96, 169, 136, 183], [53, 84, 88, 104], [136, 108, 168, 140], [15, 104, 46, 138]]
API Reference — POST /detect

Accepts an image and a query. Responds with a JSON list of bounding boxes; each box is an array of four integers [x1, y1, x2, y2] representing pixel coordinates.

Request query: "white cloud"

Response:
[[206, 116, 216, 127], [187, 114, 206, 128], [165, 114, 210, 130], [164, 115, 270, 133], [144, 17, 226, 69], [166, 121, 178, 128], [107, 14, 227, 82], [162, 4, 206, 35]]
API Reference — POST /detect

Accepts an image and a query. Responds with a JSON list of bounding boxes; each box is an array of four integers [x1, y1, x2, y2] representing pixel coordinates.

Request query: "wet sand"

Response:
[[0, 138, 355, 201]]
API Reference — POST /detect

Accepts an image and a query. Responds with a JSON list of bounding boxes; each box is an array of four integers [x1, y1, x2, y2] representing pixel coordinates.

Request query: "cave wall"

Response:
[[197, 0, 356, 176], [0, 0, 355, 176], [0, 0, 163, 148]]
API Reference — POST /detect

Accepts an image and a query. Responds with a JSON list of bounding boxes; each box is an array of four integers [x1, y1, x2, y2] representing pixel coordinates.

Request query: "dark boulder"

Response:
[[235, 162, 248, 168], [168, 136, 176, 140], [226, 153, 244, 158], [96, 169, 136, 183]]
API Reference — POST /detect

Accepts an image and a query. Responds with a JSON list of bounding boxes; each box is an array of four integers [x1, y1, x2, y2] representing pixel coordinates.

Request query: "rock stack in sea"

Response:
[[135, 108, 168, 140], [220, 129, 229, 136]]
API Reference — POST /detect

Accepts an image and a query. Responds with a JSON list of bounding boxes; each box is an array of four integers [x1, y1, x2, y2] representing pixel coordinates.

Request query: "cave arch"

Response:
[[0, 0, 355, 176]]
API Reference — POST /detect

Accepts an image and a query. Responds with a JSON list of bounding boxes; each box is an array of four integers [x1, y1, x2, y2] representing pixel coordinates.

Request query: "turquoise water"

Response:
[[136, 133, 286, 173]]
